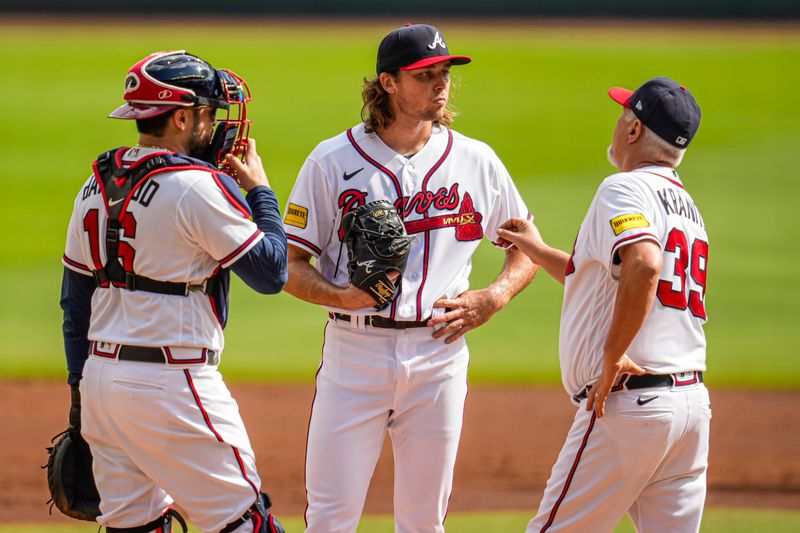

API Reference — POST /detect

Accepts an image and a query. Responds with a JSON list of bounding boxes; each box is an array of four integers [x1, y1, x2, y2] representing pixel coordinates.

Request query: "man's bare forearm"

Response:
[[487, 247, 538, 308], [283, 245, 375, 310]]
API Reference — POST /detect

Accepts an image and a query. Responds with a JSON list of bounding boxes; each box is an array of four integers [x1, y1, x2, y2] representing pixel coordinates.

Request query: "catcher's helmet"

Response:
[[109, 50, 240, 120], [109, 50, 252, 169]]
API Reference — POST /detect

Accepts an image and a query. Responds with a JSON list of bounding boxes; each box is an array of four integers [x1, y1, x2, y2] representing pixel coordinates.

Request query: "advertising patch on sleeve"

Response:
[[285, 203, 309, 229], [609, 213, 650, 236]]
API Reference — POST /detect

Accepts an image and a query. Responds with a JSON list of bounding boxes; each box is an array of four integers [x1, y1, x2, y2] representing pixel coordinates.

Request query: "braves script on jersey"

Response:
[[284, 122, 530, 320], [560, 165, 708, 397], [286, 122, 531, 532], [63, 147, 263, 353]]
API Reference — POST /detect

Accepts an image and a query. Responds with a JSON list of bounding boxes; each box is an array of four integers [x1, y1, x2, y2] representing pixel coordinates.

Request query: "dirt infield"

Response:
[[4, 381, 799, 523]]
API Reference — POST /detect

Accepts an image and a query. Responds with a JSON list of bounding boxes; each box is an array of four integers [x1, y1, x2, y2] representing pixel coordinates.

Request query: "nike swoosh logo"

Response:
[[108, 197, 125, 207], [637, 396, 658, 406], [343, 168, 364, 181]]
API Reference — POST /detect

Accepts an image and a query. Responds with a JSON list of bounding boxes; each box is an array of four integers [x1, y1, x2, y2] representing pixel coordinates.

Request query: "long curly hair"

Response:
[[360, 74, 457, 133]]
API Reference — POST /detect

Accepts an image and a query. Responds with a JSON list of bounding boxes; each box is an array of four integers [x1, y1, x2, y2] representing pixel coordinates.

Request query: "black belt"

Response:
[[329, 312, 429, 330], [118, 345, 167, 363], [573, 371, 703, 402], [92, 342, 217, 365]]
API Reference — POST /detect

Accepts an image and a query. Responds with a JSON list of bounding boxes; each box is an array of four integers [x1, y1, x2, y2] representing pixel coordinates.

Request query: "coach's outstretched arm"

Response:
[[427, 246, 537, 344], [497, 217, 570, 285]]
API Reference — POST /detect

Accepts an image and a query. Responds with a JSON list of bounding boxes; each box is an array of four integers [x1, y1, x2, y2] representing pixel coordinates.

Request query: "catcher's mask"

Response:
[[108, 50, 252, 170]]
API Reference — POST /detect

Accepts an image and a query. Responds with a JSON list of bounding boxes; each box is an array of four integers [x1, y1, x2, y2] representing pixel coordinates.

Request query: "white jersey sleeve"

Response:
[[588, 177, 662, 273], [482, 153, 531, 245], [177, 172, 263, 269], [63, 176, 97, 277], [283, 157, 338, 257]]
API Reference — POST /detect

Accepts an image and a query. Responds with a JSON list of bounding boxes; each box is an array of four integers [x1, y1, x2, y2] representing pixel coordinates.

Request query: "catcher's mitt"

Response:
[[341, 200, 413, 310], [45, 427, 101, 521]]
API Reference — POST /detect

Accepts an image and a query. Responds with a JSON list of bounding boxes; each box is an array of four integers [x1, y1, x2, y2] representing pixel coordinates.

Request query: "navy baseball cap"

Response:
[[376, 24, 472, 74], [609, 77, 701, 148]]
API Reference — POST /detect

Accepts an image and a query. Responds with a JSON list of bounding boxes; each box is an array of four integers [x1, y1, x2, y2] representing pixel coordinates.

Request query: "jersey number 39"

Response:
[[657, 228, 708, 320]]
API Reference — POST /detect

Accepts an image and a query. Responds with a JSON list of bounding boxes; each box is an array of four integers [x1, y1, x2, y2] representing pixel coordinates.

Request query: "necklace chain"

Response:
[[134, 143, 169, 150]]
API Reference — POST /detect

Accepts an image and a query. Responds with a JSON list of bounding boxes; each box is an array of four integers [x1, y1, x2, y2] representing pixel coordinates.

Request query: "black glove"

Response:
[[44, 384, 100, 522], [341, 200, 413, 310]]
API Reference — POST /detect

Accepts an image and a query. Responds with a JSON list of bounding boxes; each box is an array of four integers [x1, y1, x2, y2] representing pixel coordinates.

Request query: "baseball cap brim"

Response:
[[608, 87, 634, 108], [399, 55, 472, 71], [108, 103, 179, 120]]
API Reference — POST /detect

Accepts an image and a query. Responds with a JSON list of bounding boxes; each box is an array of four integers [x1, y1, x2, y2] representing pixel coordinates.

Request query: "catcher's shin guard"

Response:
[[106, 507, 187, 533], [221, 492, 285, 533]]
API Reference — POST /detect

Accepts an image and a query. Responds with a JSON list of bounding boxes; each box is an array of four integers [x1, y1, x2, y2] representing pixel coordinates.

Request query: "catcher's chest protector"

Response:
[[92, 148, 217, 295]]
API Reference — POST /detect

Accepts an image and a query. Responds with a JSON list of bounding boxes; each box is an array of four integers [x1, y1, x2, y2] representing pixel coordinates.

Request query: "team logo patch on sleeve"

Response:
[[285, 203, 309, 229], [610, 213, 650, 235]]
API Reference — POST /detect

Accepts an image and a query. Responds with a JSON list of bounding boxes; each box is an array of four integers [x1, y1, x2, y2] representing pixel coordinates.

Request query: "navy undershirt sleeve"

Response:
[[231, 185, 288, 294], [60, 268, 95, 385]]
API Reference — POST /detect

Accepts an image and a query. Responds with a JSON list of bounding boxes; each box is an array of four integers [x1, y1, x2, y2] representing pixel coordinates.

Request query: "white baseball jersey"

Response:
[[559, 165, 708, 397], [62, 146, 264, 352], [284, 122, 530, 321], [288, 123, 530, 533], [527, 165, 711, 533]]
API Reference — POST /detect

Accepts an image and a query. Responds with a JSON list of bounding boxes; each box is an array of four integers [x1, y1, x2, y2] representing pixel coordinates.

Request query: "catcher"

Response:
[[281, 23, 538, 533], [50, 50, 287, 533]]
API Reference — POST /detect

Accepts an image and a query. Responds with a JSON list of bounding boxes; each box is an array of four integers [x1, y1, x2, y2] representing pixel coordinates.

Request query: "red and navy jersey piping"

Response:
[[287, 234, 323, 256]]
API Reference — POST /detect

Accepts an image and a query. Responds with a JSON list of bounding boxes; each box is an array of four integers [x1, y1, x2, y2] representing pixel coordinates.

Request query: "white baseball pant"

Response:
[[304, 320, 469, 533]]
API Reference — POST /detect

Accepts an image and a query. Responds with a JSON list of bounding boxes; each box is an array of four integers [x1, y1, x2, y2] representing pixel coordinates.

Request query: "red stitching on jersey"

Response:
[[540, 411, 597, 532], [63, 254, 91, 272], [346, 128, 403, 199], [415, 130, 453, 322], [609, 231, 660, 261], [219, 229, 263, 267], [287, 234, 322, 256], [640, 170, 685, 190], [210, 171, 251, 218]]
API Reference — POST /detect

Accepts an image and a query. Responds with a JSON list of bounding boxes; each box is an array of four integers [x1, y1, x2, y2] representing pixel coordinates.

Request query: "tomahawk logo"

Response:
[[427, 32, 446, 50], [357, 260, 376, 274]]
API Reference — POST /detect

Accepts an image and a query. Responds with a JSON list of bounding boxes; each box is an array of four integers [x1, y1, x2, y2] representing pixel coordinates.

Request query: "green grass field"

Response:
[[4, 507, 800, 532], [1, 21, 798, 387]]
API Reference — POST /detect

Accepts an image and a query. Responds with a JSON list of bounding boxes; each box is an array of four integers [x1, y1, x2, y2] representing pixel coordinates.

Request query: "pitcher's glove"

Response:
[[341, 200, 413, 310], [44, 384, 100, 522]]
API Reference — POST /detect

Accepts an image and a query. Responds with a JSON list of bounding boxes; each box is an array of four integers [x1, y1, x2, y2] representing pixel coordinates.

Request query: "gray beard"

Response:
[[607, 144, 619, 169]]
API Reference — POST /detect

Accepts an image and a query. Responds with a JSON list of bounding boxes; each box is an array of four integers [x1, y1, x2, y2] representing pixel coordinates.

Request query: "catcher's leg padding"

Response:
[[221, 492, 285, 533], [106, 507, 187, 533]]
